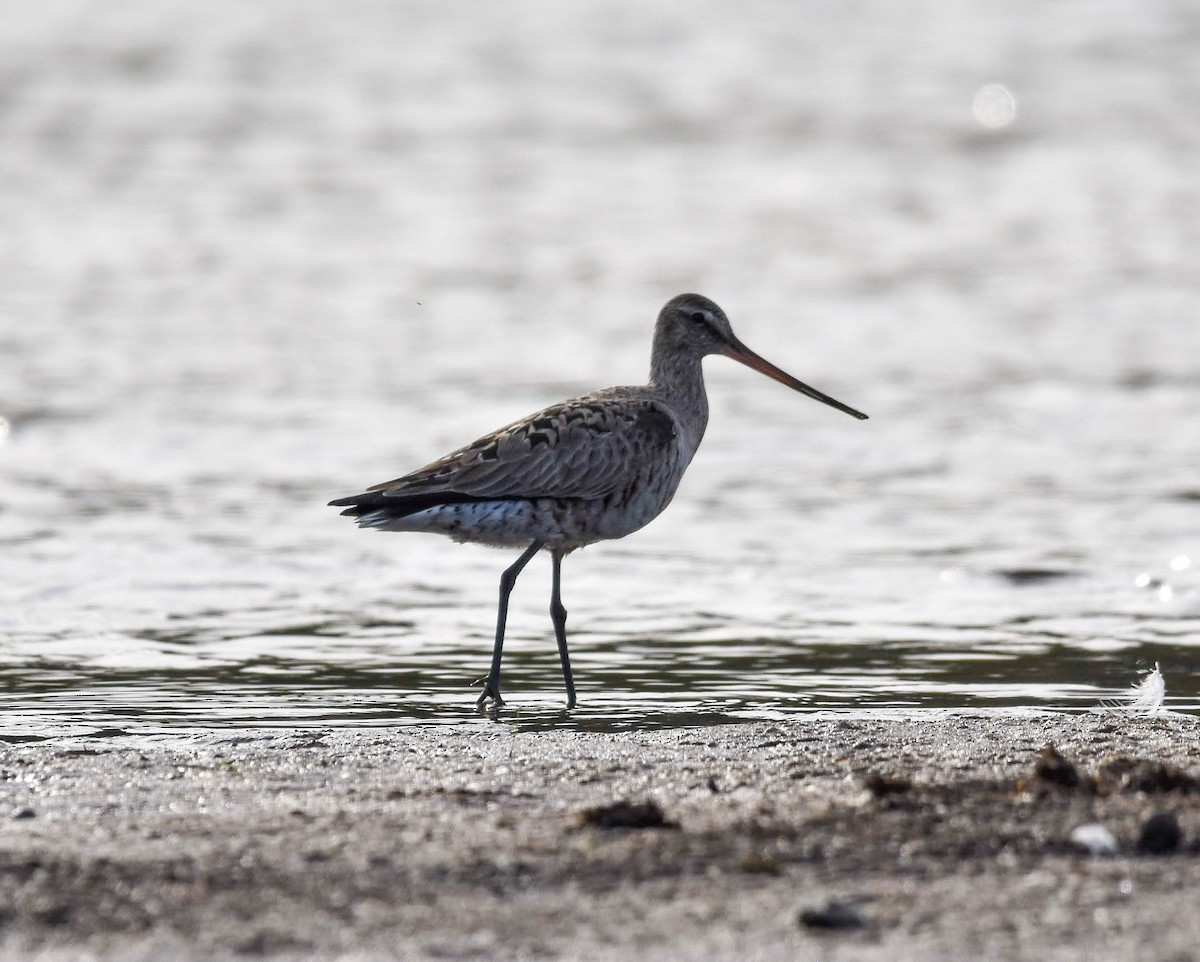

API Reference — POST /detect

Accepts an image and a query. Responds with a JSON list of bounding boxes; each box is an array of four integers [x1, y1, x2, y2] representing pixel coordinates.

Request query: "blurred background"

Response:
[[0, 0, 1197, 734]]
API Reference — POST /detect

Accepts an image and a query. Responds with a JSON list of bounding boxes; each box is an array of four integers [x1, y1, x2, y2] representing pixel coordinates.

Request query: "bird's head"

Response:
[[654, 293, 868, 421]]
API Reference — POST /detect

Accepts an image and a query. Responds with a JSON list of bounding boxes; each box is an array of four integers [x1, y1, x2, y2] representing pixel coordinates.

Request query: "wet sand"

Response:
[[2, 715, 1198, 961]]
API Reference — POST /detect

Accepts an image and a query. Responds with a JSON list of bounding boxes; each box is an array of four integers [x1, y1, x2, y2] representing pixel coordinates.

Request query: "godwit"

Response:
[[330, 293, 867, 711]]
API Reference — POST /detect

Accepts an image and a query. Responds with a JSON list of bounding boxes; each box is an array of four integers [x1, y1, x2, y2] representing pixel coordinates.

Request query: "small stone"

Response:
[[578, 799, 675, 830], [1137, 811, 1182, 854], [1096, 757, 1199, 795], [862, 772, 912, 797], [798, 899, 865, 930], [32, 902, 69, 926], [1032, 745, 1090, 792], [740, 852, 782, 875], [11, 807, 36, 820], [1069, 823, 1119, 856]]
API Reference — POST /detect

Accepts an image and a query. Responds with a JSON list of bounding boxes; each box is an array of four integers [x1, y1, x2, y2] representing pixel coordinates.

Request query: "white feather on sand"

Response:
[[1100, 662, 1166, 716]]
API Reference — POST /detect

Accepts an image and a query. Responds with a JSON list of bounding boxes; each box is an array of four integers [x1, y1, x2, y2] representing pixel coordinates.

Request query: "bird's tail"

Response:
[[328, 490, 493, 525]]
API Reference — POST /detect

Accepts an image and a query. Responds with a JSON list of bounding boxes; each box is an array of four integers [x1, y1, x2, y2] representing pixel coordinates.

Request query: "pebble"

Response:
[[798, 899, 865, 930], [578, 799, 675, 830], [1137, 811, 1182, 854], [1069, 823, 1119, 856]]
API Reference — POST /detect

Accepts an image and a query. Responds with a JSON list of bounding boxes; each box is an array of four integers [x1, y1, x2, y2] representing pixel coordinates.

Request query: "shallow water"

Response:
[[1, 0, 1198, 736]]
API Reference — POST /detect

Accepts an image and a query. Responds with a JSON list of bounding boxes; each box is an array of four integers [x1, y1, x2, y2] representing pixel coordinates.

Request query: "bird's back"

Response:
[[329, 385, 703, 550]]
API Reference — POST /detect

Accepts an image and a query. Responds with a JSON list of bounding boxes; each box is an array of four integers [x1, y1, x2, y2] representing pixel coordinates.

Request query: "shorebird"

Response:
[[330, 293, 867, 711]]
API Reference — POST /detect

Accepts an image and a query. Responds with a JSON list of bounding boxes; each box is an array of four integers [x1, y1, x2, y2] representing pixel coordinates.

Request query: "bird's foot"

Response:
[[472, 678, 505, 712]]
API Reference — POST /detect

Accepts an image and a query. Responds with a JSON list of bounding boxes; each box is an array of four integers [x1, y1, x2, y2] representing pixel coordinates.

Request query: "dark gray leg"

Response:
[[550, 549, 577, 710], [476, 540, 543, 710]]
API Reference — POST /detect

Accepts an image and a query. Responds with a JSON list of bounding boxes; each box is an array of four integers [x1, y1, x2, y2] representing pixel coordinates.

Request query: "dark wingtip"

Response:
[[329, 493, 375, 518], [328, 489, 495, 521]]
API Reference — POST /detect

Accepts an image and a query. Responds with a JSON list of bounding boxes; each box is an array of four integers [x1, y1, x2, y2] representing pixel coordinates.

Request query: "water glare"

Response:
[[973, 83, 1017, 129]]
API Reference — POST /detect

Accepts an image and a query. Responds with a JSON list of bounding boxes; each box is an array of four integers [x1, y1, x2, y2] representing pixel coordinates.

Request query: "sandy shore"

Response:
[[1, 715, 1198, 961]]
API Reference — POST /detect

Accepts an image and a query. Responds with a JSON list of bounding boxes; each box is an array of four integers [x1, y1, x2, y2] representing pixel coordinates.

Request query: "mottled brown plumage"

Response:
[[334, 391, 686, 548], [330, 293, 867, 711]]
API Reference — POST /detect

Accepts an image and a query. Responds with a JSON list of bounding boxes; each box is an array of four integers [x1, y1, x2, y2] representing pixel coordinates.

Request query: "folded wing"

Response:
[[329, 392, 681, 520]]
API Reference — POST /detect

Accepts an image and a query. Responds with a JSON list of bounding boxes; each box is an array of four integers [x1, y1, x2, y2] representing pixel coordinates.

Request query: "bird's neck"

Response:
[[648, 348, 709, 455]]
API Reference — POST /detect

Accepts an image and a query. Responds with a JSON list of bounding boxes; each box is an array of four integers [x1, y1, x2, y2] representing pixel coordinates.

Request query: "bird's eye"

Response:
[[690, 312, 707, 324]]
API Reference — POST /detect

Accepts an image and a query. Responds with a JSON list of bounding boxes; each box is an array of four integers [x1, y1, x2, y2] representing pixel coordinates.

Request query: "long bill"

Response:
[[724, 338, 869, 420]]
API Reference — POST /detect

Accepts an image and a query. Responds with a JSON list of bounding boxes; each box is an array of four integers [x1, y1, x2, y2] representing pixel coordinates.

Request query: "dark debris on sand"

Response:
[[578, 799, 677, 830]]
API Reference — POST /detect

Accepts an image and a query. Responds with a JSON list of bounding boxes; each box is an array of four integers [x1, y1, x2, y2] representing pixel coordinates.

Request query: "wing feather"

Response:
[[363, 392, 681, 503]]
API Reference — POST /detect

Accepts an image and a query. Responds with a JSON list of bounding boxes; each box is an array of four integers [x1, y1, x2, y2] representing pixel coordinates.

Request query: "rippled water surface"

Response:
[[2, 0, 1198, 736]]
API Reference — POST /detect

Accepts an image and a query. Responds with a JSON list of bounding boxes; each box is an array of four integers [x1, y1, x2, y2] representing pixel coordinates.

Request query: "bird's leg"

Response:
[[550, 549, 577, 710], [476, 540, 543, 711]]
